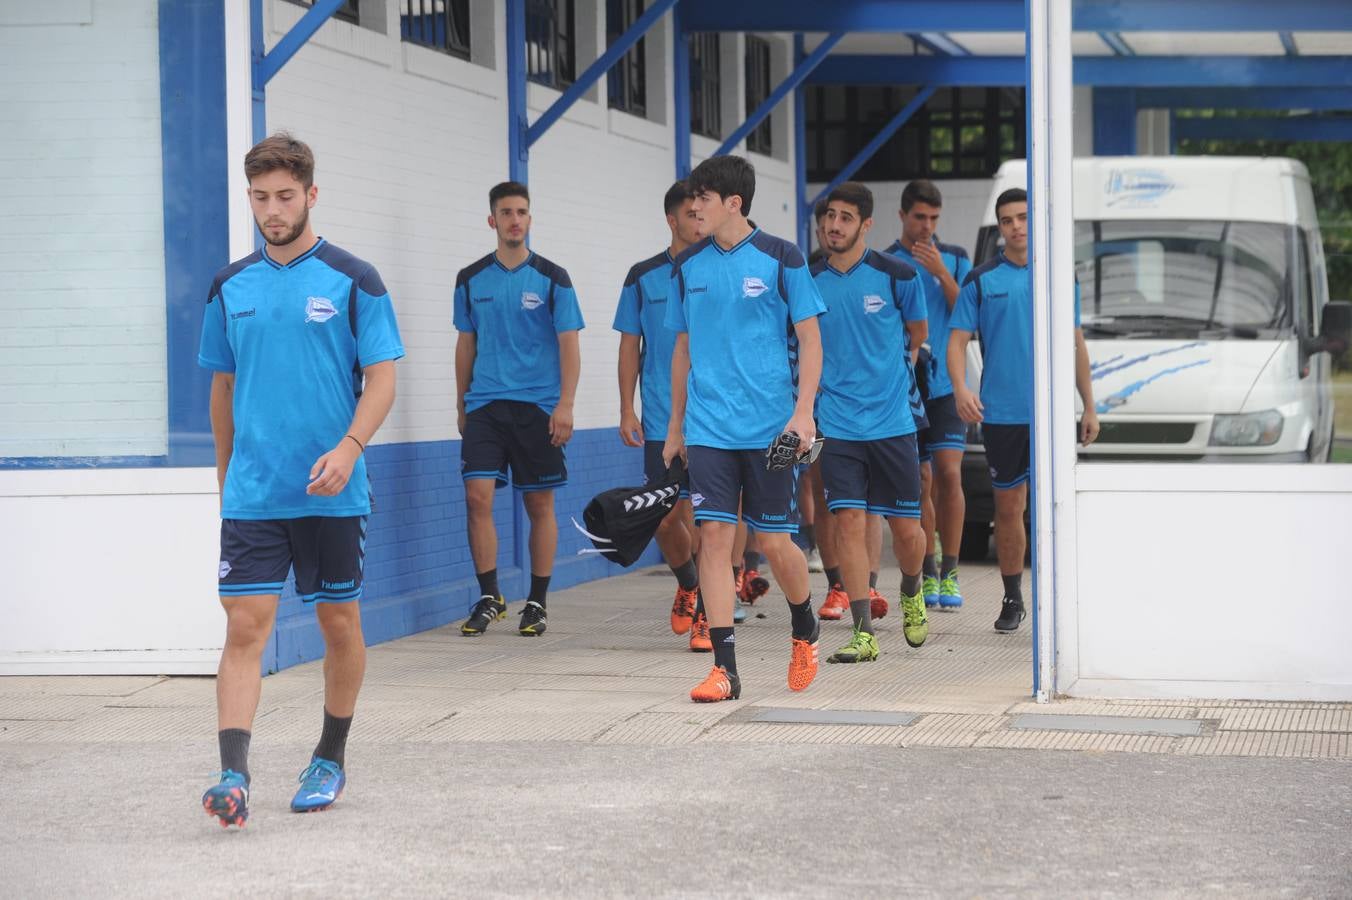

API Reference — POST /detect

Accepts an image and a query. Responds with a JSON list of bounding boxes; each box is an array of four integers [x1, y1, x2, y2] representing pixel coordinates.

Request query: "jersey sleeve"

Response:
[[611, 279, 642, 335], [953, 253, 973, 287], [950, 278, 981, 334], [452, 276, 474, 333], [897, 272, 927, 323], [783, 255, 827, 324], [197, 286, 235, 373], [551, 281, 586, 333], [355, 266, 406, 367], [664, 267, 689, 334]]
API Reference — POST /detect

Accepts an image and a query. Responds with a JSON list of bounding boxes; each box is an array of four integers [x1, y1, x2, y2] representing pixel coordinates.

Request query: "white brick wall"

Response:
[[0, 0, 167, 457], [264, 0, 798, 444]]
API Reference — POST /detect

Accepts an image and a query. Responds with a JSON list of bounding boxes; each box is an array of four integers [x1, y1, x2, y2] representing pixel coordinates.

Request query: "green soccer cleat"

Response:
[[900, 589, 929, 648], [922, 574, 940, 609], [938, 570, 963, 608], [827, 627, 880, 664]]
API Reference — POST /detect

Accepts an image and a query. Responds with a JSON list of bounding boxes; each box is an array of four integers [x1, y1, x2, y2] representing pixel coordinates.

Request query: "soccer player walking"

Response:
[[455, 182, 585, 637], [885, 180, 973, 610], [199, 134, 405, 826], [948, 188, 1100, 632], [663, 155, 826, 702], [812, 183, 930, 663], [614, 182, 708, 650]]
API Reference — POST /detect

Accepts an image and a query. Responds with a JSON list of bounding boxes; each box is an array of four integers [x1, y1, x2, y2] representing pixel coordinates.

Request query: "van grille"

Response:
[[1097, 421, 1196, 444]]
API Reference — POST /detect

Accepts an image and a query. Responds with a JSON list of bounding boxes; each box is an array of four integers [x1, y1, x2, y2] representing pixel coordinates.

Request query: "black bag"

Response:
[[571, 460, 684, 567]]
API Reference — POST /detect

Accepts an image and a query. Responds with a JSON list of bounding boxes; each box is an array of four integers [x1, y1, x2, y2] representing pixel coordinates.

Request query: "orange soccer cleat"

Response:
[[690, 665, 741, 702], [670, 586, 698, 635], [788, 626, 820, 692], [738, 568, 770, 605], [869, 588, 890, 620], [688, 612, 712, 652], [818, 585, 849, 620]]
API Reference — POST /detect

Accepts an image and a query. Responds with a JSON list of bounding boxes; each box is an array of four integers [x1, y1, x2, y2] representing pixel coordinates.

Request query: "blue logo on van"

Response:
[[1104, 169, 1175, 208]]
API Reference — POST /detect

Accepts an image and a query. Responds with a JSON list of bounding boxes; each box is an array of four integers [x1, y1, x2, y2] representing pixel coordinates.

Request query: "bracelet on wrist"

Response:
[[344, 434, 364, 451]]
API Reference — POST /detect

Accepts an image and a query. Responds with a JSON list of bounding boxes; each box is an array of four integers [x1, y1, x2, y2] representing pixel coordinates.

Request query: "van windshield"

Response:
[[1074, 220, 1294, 338]]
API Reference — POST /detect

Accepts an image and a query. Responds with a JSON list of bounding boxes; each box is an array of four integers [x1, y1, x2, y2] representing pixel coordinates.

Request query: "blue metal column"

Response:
[[250, 0, 265, 142], [672, 1, 691, 179], [1092, 87, 1137, 155], [506, 0, 528, 183], [793, 34, 808, 251], [714, 32, 844, 157]]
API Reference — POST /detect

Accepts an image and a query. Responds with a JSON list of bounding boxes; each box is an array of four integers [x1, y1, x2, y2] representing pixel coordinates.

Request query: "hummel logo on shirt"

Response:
[[742, 276, 769, 298], [521, 291, 544, 310], [305, 296, 338, 323], [472, 296, 495, 304], [863, 294, 885, 314]]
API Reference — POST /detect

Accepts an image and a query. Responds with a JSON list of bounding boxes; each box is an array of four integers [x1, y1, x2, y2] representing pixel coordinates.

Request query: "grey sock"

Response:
[[848, 598, 874, 635], [218, 728, 251, 783], [900, 572, 922, 597], [941, 555, 960, 578], [922, 554, 938, 578]]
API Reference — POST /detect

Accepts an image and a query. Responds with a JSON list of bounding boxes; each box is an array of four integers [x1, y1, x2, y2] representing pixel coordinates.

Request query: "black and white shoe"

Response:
[[519, 600, 547, 636], [994, 597, 1026, 633], [461, 594, 506, 635]]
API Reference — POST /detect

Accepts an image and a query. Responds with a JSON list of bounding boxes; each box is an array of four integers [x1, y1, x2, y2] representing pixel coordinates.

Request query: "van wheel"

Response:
[[960, 523, 992, 561]]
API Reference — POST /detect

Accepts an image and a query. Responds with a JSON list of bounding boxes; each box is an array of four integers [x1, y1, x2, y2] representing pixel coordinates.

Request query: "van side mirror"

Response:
[[1316, 301, 1352, 360]]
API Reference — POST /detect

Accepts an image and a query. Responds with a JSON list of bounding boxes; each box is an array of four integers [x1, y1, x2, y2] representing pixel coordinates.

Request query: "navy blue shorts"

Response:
[[686, 445, 798, 533], [983, 423, 1030, 490], [819, 433, 922, 519], [919, 392, 969, 462], [461, 400, 567, 492], [643, 440, 690, 498], [218, 516, 366, 603]]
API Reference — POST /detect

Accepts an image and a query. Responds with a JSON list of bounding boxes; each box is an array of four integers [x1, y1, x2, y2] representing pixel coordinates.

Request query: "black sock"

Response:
[[941, 555, 960, 578], [710, 626, 737, 674], [528, 574, 551, 608], [671, 558, 698, 591], [218, 728, 251, 783], [313, 709, 352, 769], [922, 554, 938, 578], [476, 568, 499, 599], [901, 571, 921, 597], [694, 588, 706, 617], [800, 523, 816, 552], [848, 598, 874, 635], [868, 571, 878, 590], [1002, 573, 1023, 602], [742, 551, 761, 571], [788, 597, 817, 641], [824, 566, 842, 589]]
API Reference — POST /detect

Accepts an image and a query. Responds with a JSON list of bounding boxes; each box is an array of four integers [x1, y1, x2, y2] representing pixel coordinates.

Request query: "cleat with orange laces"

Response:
[[688, 612, 712, 652], [690, 664, 741, 702], [788, 622, 820, 691], [869, 588, 889, 620], [670, 586, 697, 635], [818, 585, 849, 620], [738, 568, 770, 605]]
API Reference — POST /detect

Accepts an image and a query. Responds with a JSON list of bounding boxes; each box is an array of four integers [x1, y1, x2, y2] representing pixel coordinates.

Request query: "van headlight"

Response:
[[1209, 410, 1283, 446]]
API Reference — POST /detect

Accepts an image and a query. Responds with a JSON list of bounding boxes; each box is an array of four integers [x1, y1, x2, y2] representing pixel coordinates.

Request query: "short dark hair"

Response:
[[813, 197, 830, 224], [826, 181, 874, 221], [995, 187, 1028, 218], [244, 132, 315, 189], [663, 180, 692, 216], [489, 181, 530, 212], [900, 179, 942, 213], [687, 155, 756, 216]]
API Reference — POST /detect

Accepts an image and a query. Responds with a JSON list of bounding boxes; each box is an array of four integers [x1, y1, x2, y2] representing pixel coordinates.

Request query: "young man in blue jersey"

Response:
[[614, 181, 710, 649], [948, 188, 1100, 632], [198, 134, 405, 827], [813, 182, 930, 663], [455, 182, 585, 638], [885, 180, 973, 611], [663, 155, 826, 702]]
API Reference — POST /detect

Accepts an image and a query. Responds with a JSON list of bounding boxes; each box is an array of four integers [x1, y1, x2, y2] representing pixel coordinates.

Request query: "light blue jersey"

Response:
[[666, 228, 827, 449], [951, 253, 1080, 425], [884, 238, 971, 399], [611, 250, 677, 437], [453, 252, 586, 413], [812, 249, 927, 441], [198, 239, 405, 520]]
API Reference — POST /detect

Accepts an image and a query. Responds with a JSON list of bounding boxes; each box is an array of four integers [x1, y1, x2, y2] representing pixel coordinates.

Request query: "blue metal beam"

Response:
[[805, 55, 1352, 89], [679, 0, 1352, 33], [793, 34, 809, 252], [917, 32, 970, 56], [506, 0, 527, 182], [809, 86, 937, 209], [256, 0, 346, 86], [1098, 32, 1134, 56], [1174, 115, 1352, 142], [526, 0, 678, 148], [714, 31, 845, 158], [1135, 87, 1352, 111], [1279, 32, 1299, 56], [672, 1, 691, 179], [250, 0, 265, 143]]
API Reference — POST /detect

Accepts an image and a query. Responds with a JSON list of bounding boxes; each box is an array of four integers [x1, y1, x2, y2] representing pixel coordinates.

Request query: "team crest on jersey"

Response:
[[742, 277, 769, 298], [218, 560, 231, 580], [863, 294, 885, 314], [521, 291, 544, 310], [690, 492, 705, 508], [305, 296, 338, 323]]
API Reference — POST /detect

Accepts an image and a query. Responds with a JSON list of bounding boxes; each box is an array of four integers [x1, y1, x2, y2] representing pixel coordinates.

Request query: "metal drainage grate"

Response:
[[1010, 713, 1203, 737], [748, 708, 920, 726]]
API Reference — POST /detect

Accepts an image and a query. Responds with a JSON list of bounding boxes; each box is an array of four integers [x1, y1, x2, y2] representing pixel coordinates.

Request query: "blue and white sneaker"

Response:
[[938, 570, 963, 609], [733, 599, 748, 623], [202, 769, 249, 828], [291, 757, 345, 813]]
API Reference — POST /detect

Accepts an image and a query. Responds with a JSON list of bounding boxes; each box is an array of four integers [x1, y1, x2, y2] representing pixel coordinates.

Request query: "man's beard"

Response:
[[501, 235, 525, 249], [258, 208, 309, 247], [827, 231, 860, 254]]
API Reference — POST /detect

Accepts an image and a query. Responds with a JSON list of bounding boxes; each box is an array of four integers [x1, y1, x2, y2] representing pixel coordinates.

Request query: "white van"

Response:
[[975, 157, 1350, 462]]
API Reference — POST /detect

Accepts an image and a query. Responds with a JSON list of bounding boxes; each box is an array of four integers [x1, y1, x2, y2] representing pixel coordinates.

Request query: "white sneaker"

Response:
[[806, 547, 824, 573]]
